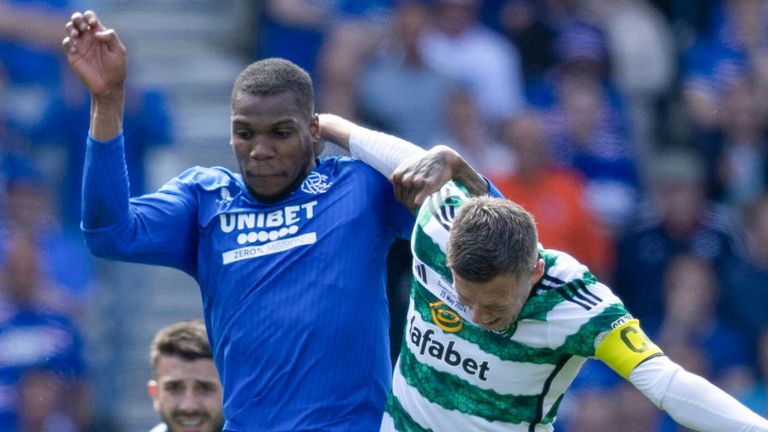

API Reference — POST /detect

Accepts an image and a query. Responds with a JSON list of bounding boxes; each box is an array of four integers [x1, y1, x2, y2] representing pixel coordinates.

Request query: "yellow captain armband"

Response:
[[594, 319, 663, 379]]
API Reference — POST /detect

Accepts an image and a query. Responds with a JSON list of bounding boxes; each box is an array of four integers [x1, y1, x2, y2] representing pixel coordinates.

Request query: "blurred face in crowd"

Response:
[[148, 355, 224, 432], [663, 255, 717, 324], [2, 234, 39, 305], [230, 90, 320, 202], [503, 113, 549, 177], [435, 0, 479, 35]]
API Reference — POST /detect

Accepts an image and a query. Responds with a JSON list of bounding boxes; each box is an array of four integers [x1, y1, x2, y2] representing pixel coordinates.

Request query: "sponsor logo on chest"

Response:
[[408, 315, 490, 381], [218, 201, 318, 264]]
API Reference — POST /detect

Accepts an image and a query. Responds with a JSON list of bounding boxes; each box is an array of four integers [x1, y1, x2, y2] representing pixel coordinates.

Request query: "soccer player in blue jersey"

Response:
[[62, 10, 482, 431]]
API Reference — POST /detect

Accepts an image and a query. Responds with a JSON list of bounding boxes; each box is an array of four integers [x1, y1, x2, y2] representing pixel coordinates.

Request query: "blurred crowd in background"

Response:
[[1, 0, 768, 430]]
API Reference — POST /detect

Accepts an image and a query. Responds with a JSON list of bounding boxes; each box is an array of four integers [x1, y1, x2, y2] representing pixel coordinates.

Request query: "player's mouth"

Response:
[[480, 317, 502, 328], [172, 415, 209, 432]]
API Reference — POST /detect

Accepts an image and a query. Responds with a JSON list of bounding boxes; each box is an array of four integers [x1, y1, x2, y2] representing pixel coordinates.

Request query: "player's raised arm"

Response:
[[62, 10, 126, 141], [318, 114, 488, 209]]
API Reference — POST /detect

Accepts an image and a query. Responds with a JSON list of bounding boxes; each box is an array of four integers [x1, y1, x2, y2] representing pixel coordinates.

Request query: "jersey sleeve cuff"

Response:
[[87, 132, 124, 149]]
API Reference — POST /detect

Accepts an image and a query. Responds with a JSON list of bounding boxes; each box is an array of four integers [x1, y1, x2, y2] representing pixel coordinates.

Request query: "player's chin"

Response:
[[249, 183, 292, 203]]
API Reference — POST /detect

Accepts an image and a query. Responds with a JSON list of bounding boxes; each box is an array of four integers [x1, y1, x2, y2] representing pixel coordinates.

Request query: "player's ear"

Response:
[[309, 114, 324, 156], [531, 258, 545, 283], [148, 379, 160, 411]]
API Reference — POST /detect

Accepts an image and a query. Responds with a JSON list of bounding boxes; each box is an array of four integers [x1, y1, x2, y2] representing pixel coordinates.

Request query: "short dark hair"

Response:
[[231, 58, 314, 118], [150, 319, 212, 371], [447, 197, 539, 282]]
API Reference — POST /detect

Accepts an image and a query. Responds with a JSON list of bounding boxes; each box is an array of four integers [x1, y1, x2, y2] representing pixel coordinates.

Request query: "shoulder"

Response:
[[319, 156, 380, 176], [317, 156, 391, 191], [160, 166, 243, 193], [148, 423, 168, 432], [539, 248, 593, 285], [529, 249, 625, 319]]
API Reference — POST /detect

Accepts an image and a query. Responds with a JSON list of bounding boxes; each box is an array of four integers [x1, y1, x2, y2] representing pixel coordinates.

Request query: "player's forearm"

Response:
[[89, 87, 125, 141], [630, 356, 768, 431]]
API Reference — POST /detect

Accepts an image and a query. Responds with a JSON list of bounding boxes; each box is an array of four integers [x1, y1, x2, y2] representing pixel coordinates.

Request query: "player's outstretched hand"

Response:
[[62, 10, 126, 96]]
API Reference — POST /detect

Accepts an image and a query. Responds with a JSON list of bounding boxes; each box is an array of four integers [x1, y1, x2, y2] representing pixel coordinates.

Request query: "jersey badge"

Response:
[[301, 172, 333, 195], [429, 301, 464, 333]]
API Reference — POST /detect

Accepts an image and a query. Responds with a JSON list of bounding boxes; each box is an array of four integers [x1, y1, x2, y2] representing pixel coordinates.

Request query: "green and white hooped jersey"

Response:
[[382, 182, 633, 432]]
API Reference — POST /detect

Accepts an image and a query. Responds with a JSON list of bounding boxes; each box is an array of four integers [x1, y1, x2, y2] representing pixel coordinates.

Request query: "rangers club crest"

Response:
[[301, 172, 333, 195]]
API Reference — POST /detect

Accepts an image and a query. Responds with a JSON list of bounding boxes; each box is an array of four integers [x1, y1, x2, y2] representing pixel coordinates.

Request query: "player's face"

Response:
[[454, 259, 544, 332], [148, 356, 224, 432], [231, 91, 320, 202]]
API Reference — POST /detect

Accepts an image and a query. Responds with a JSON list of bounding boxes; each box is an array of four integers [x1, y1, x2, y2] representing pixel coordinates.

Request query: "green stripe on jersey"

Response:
[[399, 344, 539, 424], [387, 395, 433, 432]]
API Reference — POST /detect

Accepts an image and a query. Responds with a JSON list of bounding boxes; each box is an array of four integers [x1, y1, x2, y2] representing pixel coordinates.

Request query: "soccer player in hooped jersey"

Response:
[[317, 122, 768, 431], [62, 10, 485, 431]]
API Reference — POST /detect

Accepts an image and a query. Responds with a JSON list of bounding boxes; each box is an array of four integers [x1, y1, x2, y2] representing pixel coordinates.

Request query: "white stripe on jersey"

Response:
[[391, 361, 549, 432]]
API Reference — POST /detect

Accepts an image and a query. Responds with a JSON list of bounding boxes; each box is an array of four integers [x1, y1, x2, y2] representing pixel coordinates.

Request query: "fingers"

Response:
[[64, 10, 103, 39], [393, 170, 428, 208], [62, 36, 76, 54], [95, 29, 124, 52]]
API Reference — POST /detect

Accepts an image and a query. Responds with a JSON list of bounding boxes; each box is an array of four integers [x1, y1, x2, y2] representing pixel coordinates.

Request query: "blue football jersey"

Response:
[[82, 135, 414, 431]]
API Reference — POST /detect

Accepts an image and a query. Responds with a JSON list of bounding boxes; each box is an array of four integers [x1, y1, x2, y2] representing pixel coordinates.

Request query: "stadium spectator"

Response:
[[654, 254, 752, 389], [531, 21, 640, 234], [419, 0, 525, 128], [497, 0, 557, 83], [719, 194, 768, 354], [63, 11, 482, 430], [492, 110, 613, 278], [584, 0, 677, 190], [256, 0, 338, 81], [0, 233, 90, 431], [0, 0, 70, 89], [0, 0, 73, 160], [740, 326, 768, 417], [613, 148, 747, 325], [357, 0, 458, 148], [563, 388, 619, 432], [0, 159, 95, 315], [148, 319, 223, 432], [681, 0, 768, 131], [320, 115, 768, 432], [429, 88, 516, 179], [35, 68, 174, 230], [692, 75, 768, 206], [316, 0, 395, 119]]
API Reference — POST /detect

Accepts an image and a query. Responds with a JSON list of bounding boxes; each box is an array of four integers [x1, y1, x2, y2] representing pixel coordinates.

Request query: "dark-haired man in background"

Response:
[[148, 319, 223, 432]]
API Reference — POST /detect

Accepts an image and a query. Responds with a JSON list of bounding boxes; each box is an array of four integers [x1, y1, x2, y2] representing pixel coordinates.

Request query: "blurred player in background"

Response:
[[148, 319, 223, 432]]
